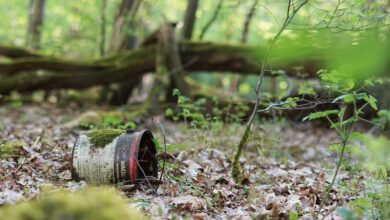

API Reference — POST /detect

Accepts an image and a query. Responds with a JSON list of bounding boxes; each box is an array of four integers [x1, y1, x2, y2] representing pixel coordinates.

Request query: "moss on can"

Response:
[[87, 129, 125, 148]]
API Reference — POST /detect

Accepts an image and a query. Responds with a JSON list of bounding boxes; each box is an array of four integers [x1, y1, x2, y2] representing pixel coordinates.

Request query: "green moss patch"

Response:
[[0, 187, 147, 220], [0, 140, 24, 159], [87, 129, 125, 148]]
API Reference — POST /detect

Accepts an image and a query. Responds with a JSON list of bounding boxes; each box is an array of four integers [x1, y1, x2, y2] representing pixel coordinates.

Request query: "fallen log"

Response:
[[0, 42, 321, 93], [0, 42, 320, 77], [0, 45, 40, 59]]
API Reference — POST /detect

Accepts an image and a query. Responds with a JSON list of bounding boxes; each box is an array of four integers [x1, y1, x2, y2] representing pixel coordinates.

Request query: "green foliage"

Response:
[[0, 187, 147, 220], [77, 111, 136, 130], [168, 89, 227, 131], [87, 128, 125, 148], [298, 82, 315, 96], [302, 67, 390, 218], [0, 140, 24, 159], [288, 211, 298, 220], [152, 138, 190, 153], [341, 136, 390, 219], [375, 110, 390, 130], [303, 110, 339, 121]]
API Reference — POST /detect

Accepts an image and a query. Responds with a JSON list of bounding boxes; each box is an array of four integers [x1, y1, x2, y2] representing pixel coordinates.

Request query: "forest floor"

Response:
[[0, 103, 369, 219]]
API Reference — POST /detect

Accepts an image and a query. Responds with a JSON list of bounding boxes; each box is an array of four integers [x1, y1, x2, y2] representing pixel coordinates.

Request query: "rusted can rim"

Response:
[[127, 129, 157, 182]]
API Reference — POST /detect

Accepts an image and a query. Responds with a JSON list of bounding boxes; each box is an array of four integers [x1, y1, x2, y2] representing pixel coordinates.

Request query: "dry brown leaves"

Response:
[[0, 104, 367, 219]]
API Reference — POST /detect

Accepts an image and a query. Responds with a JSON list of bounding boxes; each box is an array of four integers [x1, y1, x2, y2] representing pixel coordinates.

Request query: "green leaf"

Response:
[[288, 211, 298, 220], [330, 117, 358, 128], [172, 88, 180, 96], [333, 94, 354, 103], [303, 110, 339, 121], [363, 95, 378, 110], [355, 93, 368, 101]]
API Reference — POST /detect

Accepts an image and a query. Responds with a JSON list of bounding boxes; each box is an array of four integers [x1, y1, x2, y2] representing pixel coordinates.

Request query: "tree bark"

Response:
[[26, 0, 46, 50], [169, 0, 200, 100], [181, 0, 199, 39], [108, 0, 141, 53], [105, 0, 142, 105]]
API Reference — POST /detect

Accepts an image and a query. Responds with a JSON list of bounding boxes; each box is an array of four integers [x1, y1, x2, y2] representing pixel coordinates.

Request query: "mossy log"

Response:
[[0, 42, 320, 93], [0, 45, 40, 59]]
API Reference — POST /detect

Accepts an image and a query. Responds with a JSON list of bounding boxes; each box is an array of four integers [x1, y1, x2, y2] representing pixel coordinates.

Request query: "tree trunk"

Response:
[[99, 0, 108, 57], [106, 0, 142, 105], [181, 0, 199, 39], [26, 0, 46, 50], [108, 0, 141, 53], [162, 0, 200, 101], [230, 0, 259, 94]]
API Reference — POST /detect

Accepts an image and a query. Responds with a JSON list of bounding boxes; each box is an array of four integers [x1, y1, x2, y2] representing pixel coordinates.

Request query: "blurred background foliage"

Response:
[[0, 0, 389, 99], [2, 0, 387, 56]]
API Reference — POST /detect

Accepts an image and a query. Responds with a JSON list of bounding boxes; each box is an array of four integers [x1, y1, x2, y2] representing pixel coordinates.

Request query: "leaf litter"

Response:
[[0, 104, 369, 219]]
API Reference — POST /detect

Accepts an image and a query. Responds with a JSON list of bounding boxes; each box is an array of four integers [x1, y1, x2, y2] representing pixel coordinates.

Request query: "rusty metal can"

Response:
[[71, 129, 158, 184]]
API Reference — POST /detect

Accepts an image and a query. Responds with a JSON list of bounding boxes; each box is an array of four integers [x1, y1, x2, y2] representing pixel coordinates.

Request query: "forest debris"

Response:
[[0, 189, 23, 205], [182, 159, 203, 178], [171, 196, 206, 211], [0, 104, 365, 218]]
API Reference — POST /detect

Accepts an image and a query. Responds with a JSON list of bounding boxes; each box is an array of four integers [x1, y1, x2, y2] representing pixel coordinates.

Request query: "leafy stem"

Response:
[[231, 0, 309, 182], [318, 98, 358, 218]]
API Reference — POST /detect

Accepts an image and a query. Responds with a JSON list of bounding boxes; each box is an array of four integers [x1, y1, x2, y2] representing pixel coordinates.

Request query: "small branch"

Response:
[[151, 117, 167, 191], [198, 0, 224, 40], [326, 0, 343, 28], [241, 0, 258, 43]]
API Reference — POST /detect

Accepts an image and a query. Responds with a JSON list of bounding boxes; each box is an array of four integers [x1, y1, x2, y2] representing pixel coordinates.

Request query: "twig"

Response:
[[198, 0, 224, 40], [317, 100, 357, 218], [326, 0, 343, 28], [241, 0, 259, 43], [151, 117, 167, 191]]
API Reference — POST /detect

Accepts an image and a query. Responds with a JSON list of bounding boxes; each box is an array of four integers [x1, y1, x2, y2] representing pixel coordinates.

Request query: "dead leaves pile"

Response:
[[0, 105, 367, 219], [0, 105, 74, 205]]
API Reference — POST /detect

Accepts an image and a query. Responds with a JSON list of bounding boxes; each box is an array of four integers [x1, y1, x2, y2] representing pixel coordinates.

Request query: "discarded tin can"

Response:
[[71, 129, 158, 184]]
